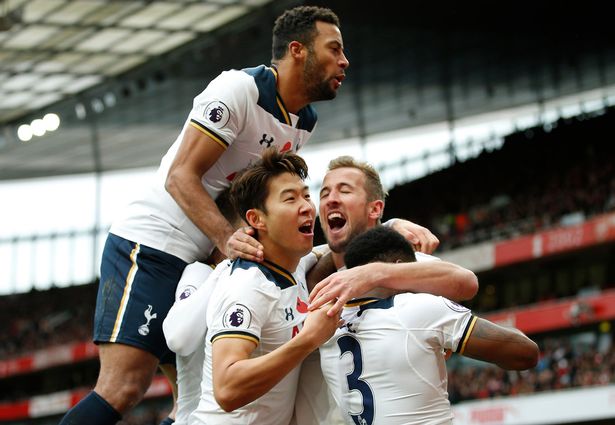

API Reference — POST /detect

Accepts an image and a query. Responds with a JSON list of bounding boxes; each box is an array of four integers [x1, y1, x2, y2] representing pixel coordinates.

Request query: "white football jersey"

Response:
[[190, 257, 311, 425], [319, 293, 476, 425], [110, 65, 317, 262], [163, 261, 230, 425], [164, 261, 232, 356], [291, 248, 440, 425]]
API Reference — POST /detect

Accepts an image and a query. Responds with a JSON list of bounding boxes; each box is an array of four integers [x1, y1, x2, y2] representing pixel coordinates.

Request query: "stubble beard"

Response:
[[325, 225, 364, 255], [304, 49, 336, 102]]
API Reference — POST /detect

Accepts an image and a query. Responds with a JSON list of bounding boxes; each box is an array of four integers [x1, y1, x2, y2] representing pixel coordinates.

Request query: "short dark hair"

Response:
[[216, 187, 243, 228], [231, 147, 308, 219], [272, 6, 340, 62], [344, 226, 416, 268]]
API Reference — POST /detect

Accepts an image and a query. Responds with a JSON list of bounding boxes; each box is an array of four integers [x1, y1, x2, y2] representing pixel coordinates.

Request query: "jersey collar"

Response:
[[345, 297, 395, 316], [269, 64, 292, 126], [231, 258, 297, 289]]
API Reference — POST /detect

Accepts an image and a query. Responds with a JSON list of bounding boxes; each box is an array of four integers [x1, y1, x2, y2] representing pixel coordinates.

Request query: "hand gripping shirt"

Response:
[[319, 293, 476, 425], [190, 257, 311, 425], [110, 65, 317, 262]]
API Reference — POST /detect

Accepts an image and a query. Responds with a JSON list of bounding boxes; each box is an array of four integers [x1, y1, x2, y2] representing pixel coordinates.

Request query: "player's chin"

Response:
[[296, 229, 314, 245], [329, 82, 340, 97], [324, 232, 346, 253]]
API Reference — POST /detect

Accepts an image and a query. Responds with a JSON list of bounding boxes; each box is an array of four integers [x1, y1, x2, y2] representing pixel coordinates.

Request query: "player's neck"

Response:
[[261, 241, 301, 273], [274, 61, 309, 114], [357, 288, 391, 300], [332, 252, 345, 270]]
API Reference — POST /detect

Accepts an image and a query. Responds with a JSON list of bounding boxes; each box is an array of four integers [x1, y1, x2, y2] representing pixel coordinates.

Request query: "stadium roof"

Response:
[[0, 0, 275, 124], [0, 0, 614, 181]]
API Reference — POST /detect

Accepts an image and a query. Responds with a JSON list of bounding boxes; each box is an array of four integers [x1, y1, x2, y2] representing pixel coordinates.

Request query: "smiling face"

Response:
[[249, 172, 315, 269], [303, 21, 349, 102], [319, 167, 383, 255]]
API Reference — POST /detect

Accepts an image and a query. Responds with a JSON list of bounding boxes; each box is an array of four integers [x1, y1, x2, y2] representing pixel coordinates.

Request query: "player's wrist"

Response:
[[292, 329, 321, 352], [363, 262, 387, 289]]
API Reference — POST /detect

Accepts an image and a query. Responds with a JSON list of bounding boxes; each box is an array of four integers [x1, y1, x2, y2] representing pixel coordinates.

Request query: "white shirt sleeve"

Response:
[[163, 261, 229, 356], [395, 293, 474, 352], [207, 265, 278, 345], [415, 251, 441, 261], [298, 250, 319, 275], [189, 70, 254, 148]]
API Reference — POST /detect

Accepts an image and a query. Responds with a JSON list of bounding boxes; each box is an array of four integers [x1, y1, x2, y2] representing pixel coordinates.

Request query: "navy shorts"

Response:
[[94, 233, 187, 360]]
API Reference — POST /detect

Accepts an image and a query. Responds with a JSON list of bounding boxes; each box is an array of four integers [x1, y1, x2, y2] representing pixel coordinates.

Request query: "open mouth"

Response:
[[333, 75, 344, 89], [327, 212, 346, 231], [299, 222, 313, 234]]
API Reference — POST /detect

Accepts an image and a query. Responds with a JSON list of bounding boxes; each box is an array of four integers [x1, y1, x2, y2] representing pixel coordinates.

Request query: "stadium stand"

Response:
[[2, 1, 615, 424], [2, 107, 615, 424], [384, 106, 615, 252]]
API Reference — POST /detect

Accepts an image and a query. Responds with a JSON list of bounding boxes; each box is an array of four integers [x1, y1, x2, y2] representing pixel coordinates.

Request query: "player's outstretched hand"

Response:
[[300, 303, 343, 348], [308, 264, 377, 317], [226, 226, 264, 262], [388, 218, 439, 254]]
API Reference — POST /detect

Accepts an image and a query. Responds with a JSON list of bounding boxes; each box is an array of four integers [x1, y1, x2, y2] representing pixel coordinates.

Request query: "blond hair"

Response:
[[327, 156, 387, 202]]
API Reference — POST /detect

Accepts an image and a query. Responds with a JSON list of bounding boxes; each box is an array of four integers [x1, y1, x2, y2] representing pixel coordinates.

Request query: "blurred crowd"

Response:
[[385, 107, 615, 250], [116, 403, 173, 425], [2, 109, 615, 424], [83, 332, 615, 425], [0, 284, 95, 360], [448, 333, 615, 404], [4, 108, 615, 361]]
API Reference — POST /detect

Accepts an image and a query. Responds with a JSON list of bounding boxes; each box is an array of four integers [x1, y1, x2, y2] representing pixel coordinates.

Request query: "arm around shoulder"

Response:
[[371, 260, 478, 302]]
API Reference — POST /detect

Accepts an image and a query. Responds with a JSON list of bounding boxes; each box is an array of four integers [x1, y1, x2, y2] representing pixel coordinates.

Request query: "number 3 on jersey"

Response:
[[337, 335, 374, 425]]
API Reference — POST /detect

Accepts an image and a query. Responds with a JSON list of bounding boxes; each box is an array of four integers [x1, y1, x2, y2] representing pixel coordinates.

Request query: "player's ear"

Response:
[[367, 200, 384, 221], [246, 209, 267, 231], [289, 40, 306, 61]]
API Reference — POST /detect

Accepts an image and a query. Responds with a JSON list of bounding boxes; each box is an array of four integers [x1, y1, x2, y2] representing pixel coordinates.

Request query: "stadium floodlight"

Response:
[[43, 113, 60, 131], [75, 103, 86, 120], [17, 124, 33, 142], [103, 92, 116, 108], [31, 119, 46, 136], [91, 98, 104, 113]]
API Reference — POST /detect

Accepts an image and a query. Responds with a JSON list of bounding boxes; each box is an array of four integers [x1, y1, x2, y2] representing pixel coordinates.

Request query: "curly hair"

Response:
[[344, 226, 416, 269], [272, 6, 340, 62]]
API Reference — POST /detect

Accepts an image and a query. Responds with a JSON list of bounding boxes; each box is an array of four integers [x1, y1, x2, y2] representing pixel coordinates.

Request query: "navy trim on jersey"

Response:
[[189, 118, 230, 149], [357, 297, 394, 316], [345, 297, 381, 308], [211, 330, 260, 344], [231, 258, 297, 290], [456, 315, 478, 354], [242, 65, 317, 131]]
